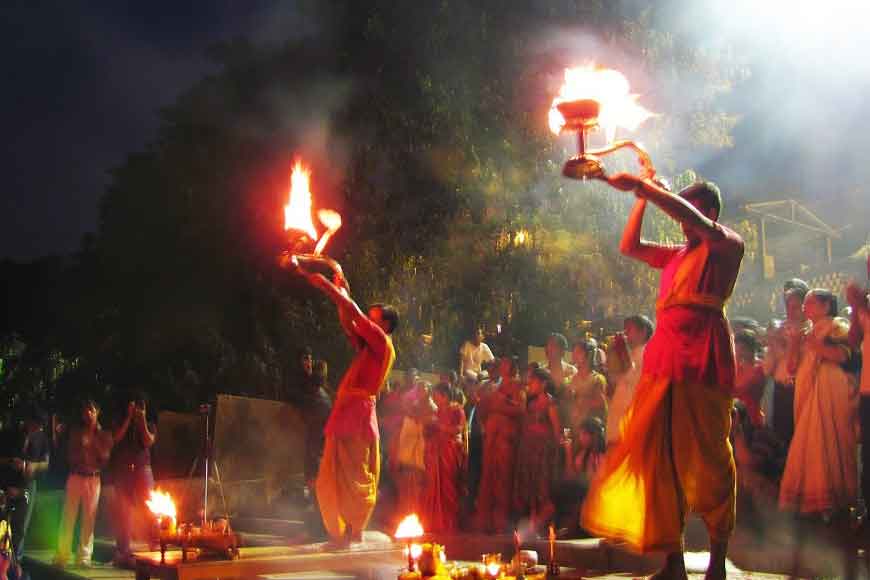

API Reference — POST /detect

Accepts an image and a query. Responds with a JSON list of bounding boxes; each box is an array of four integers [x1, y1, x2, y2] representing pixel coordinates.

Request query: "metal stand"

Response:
[[185, 404, 231, 527]]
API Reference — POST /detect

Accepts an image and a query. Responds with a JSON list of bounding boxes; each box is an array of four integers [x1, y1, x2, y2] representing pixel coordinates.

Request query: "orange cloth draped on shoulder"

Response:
[[316, 315, 395, 541], [421, 403, 467, 533], [582, 223, 743, 553]]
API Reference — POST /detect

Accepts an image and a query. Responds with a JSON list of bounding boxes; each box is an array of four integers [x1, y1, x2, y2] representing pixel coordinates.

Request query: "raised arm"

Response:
[[114, 403, 135, 444], [134, 409, 156, 449], [619, 198, 676, 266], [302, 271, 388, 355], [605, 173, 726, 243]]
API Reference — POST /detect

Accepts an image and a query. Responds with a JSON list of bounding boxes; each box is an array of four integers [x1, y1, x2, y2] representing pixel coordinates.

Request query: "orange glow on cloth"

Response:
[[581, 374, 735, 552]]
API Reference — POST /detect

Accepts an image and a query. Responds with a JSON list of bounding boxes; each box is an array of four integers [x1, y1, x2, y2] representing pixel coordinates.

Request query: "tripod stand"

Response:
[[185, 404, 230, 528]]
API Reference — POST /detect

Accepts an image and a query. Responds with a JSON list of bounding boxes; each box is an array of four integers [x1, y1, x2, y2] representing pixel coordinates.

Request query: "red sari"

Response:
[[513, 393, 559, 523], [475, 381, 524, 532], [421, 403, 466, 532]]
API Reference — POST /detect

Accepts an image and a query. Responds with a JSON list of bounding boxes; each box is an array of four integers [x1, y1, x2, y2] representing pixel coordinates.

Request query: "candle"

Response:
[[548, 524, 559, 576], [482, 553, 502, 579]]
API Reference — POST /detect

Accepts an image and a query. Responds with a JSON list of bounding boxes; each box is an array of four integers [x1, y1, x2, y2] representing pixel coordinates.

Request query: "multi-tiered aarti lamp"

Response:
[[549, 66, 658, 182]]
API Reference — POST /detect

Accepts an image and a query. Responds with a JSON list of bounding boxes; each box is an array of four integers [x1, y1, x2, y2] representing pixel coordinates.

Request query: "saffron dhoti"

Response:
[[316, 433, 380, 539], [581, 374, 735, 552]]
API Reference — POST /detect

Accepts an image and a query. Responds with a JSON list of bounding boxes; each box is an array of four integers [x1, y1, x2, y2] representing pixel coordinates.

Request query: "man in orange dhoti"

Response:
[[298, 268, 397, 547], [581, 176, 743, 580]]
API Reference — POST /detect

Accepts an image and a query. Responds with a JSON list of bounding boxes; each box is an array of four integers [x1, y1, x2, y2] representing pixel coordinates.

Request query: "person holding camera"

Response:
[[0, 405, 50, 561], [109, 391, 156, 567]]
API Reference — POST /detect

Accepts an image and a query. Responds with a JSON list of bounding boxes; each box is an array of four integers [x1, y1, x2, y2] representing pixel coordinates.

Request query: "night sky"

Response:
[[1, 1, 314, 261], [3, 2, 868, 261]]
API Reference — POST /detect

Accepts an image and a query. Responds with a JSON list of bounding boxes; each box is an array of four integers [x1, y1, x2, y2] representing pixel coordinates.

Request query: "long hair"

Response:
[[580, 416, 606, 454]]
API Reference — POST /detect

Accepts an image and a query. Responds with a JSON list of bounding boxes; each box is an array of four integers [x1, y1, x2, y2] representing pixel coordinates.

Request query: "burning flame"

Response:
[[314, 209, 342, 255], [284, 161, 318, 240], [486, 562, 501, 577], [394, 514, 424, 539], [549, 65, 655, 142], [283, 161, 342, 256], [146, 490, 177, 522]]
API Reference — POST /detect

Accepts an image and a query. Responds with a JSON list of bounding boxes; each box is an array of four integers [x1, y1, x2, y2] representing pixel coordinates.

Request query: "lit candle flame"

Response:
[[549, 65, 655, 142], [395, 514, 424, 539], [146, 490, 177, 522]]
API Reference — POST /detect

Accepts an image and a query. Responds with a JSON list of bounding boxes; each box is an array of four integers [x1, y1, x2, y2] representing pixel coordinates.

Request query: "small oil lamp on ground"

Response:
[[146, 490, 239, 563], [549, 65, 657, 182], [547, 524, 559, 577], [395, 514, 425, 573], [281, 160, 345, 284], [147, 490, 178, 537], [481, 553, 503, 579]]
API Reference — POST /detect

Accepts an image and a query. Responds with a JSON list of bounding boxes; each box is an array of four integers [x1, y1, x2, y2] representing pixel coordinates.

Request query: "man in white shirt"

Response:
[[545, 332, 577, 388], [459, 327, 495, 379]]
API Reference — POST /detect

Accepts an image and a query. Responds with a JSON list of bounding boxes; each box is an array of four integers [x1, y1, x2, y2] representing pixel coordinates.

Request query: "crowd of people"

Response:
[[373, 317, 654, 537], [3, 273, 869, 571], [362, 272, 870, 547]]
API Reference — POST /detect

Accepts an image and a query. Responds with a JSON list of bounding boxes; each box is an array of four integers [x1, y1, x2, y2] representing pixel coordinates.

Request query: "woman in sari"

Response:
[[421, 383, 466, 532], [779, 288, 858, 515], [513, 368, 561, 533], [563, 341, 608, 435]]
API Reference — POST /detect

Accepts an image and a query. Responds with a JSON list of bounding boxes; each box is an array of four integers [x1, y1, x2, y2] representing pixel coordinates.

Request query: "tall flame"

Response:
[[394, 514, 424, 539], [284, 161, 318, 240], [549, 65, 655, 142], [146, 490, 177, 522]]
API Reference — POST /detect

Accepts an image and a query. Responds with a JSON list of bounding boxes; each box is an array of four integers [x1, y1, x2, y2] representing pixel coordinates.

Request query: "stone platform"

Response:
[[21, 531, 801, 580]]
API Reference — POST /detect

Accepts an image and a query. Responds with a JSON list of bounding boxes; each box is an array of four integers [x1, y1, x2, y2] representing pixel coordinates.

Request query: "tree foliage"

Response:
[[2, 1, 747, 411]]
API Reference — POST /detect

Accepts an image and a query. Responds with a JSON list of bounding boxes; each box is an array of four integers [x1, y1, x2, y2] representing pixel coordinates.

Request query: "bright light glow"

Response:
[[146, 490, 177, 522], [284, 161, 318, 240], [314, 209, 342, 255], [549, 65, 654, 142], [486, 562, 501, 577], [283, 161, 343, 256], [394, 514, 424, 539]]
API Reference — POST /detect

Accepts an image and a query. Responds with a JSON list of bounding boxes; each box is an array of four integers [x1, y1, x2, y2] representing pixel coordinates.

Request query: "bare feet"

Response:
[[649, 552, 688, 580]]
